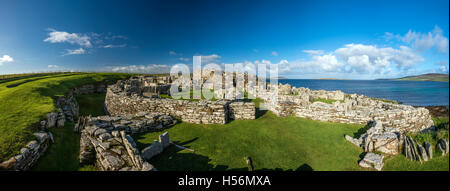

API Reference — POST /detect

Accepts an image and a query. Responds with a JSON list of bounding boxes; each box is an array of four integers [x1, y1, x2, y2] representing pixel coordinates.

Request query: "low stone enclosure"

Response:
[[100, 75, 447, 171], [105, 76, 256, 124]]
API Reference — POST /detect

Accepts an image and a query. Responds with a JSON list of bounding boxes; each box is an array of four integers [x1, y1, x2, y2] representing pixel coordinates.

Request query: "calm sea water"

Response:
[[275, 79, 449, 106]]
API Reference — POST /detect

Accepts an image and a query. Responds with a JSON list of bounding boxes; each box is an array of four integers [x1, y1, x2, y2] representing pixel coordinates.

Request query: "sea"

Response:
[[275, 79, 449, 106]]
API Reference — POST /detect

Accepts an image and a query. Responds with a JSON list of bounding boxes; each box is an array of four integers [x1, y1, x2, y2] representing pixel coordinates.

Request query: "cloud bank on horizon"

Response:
[[0, 0, 448, 79]]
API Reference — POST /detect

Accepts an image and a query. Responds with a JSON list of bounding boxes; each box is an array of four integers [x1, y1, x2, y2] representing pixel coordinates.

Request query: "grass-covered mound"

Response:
[[0, 72, 131, 162]]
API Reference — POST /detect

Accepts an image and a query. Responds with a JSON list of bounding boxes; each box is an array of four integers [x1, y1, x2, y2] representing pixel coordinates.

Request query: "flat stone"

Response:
[[418, 144, 428, 162], [359, 152, 384, 171], [99, 133, 112, 141], [33, 132, 49, 143], [26, 140, 40, 151], [46, 112, 58, 128], [93, 128, 108, 137]]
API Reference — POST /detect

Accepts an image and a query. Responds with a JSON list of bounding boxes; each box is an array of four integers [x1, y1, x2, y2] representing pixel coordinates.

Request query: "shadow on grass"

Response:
[[255, 108, 268, 119], [34, 74, 127, 100], [0, 73, 66, 85], [141, 136, 314, 171], [352, 122, 373, 138], [257, 164, 314, 171], [6, 73, 81, 88]]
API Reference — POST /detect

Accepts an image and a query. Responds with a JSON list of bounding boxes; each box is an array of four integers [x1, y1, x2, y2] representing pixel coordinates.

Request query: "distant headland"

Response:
[[377, 73, 449, 82]]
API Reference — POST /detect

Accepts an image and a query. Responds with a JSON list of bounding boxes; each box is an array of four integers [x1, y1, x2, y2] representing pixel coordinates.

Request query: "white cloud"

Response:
[[335, 44, 423, 72], [102, 44, 127, 48], [109, 35, 128, 40], [0, 55, 14, 65], [303, 50, 324, 55], [44, 29, 92, 47], [63, 48, 86, 56], [272, 51, 278, 56], [169, 51, 179, 56], [439, 65, 448, 73], [200, 54, 221, 63], [178, 57, 190, 62], [281, 54, 344, 74], [267, 43, 424, 78], [107, 64, 171, 74], [435, 61, 449, 73], [390, 26, 449, 53], [47, 65, 59, 68]]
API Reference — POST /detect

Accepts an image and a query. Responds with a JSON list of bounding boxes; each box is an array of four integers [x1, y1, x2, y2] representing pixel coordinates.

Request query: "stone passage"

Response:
[[77, 113, 176, 171], [105, 76, 256, 124]]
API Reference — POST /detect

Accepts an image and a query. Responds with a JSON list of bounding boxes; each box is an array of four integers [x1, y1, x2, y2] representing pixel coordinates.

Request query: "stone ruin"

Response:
[[77, 113, 176, 171], [257, 82, 440, 171], [104, 76, 256, 124], [2, 74, 445, 171], [263, 83, 435, 134], [345, 120, 400, 155]]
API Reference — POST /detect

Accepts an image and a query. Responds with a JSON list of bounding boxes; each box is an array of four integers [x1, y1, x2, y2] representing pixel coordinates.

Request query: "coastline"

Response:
[[416, 105, 449, 118]]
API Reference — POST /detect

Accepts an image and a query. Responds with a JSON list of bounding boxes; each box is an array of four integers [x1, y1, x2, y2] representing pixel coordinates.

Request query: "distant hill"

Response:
[[377, 73, 449, 82]]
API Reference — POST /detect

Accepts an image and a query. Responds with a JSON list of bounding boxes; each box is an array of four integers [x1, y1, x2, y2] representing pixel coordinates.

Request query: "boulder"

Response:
[[141, 162, 155, 171], [437, 139, 449, 156], [40, 120, 46, 130], [57, 117, 65, 128], [370, 132, 399, 155], [46, 112, 58, 128], [33, 132, 49, 144], [100, 152, 125, 171], [423, 141, 432, 160], [359, 152, 384, 171], [417, 144, 428, 162]]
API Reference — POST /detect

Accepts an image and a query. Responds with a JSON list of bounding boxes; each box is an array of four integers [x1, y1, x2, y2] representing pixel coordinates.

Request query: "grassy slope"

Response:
[[397, 73, 449, 82], [0, 73, 130, 162]]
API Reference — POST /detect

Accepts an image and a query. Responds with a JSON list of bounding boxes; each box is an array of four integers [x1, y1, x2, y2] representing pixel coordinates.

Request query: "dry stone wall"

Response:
[[77, 113, 176, 171], [105, 77, 256, 124], [0, 132, 53, 171], [263, 83, 435, 134]]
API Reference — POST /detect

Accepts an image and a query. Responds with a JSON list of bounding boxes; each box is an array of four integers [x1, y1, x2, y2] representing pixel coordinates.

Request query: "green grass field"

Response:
[[2, 72, 448, 171], [132, 102, 449, 171], [0, 72, 131, 162]]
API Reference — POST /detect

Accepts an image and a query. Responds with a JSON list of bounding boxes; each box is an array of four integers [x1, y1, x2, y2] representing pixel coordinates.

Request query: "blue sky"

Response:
[[0, 0, 448, 79]]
